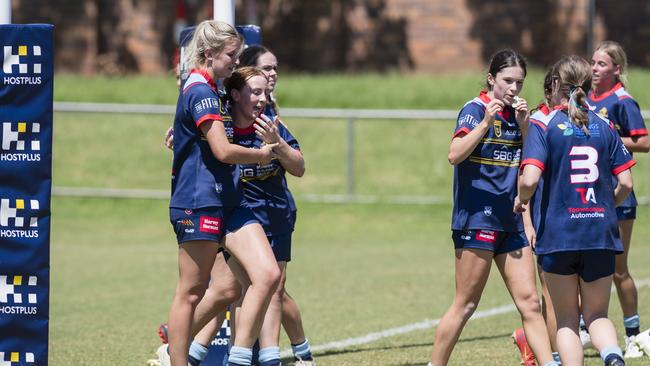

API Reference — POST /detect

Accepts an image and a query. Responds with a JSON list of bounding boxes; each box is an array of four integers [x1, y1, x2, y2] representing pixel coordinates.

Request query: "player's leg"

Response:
[[496, 245, 554, 365], [429, 247, 493, 365], [544, 271, 582, 366], [538, 266, 561, 362], [167, 240, 219, 366], [282, 291, 315, 363], [614, 218, 643, 358], [580, 274, 624, 365], [257, 261, 287, 366], [187, 252, 241, 365], [223, 222, 280, 366]]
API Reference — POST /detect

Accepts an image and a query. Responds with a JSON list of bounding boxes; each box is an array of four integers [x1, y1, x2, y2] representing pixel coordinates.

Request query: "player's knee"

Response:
[[613, 269, 630, 284], [517, 292, 541, 315]]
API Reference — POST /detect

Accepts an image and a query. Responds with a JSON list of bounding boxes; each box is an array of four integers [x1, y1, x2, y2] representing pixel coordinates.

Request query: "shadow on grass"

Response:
[[280, 332, 512, 365]]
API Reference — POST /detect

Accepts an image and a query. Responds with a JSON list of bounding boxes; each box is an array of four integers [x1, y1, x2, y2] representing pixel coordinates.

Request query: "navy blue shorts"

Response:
[[537, 250, 616, 282], [170, 206, 258, 245], [269, 232, 292, 262], [616, 206, 636, 221], [452, 229, 528, 255], [224, 232, 293, 262]]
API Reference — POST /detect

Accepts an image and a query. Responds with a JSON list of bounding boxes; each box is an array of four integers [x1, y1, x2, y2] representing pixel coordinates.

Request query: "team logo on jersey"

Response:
[[483, 206, 492, 216], [598, 107, 608, 119], [0, 198, 40, 239], [0, 275, 39, 316], [1, 122, 41, 162], [0, 351, 35, 365], [575, 187, 597, 204], [2, 44, 43, 85], [215, 183, 223, 193], [493, 120, 502, 137]]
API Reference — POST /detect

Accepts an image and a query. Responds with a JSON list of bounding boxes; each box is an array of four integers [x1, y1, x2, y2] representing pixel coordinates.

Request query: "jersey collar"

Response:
[[478, 91, 511, 120], [589, 81, 623, 102], [189, 68, 218, 91]]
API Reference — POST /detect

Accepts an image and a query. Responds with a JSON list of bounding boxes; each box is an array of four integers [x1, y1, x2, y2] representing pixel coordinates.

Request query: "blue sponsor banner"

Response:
[[0, 24, 53, 365]]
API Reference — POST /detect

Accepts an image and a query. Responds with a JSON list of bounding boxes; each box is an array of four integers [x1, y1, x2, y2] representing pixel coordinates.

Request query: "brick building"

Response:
[[9, 0, 650, 74]]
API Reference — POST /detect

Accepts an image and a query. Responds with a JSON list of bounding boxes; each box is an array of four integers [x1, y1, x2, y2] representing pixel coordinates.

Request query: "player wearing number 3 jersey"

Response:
[[516, 55, 634, 366]]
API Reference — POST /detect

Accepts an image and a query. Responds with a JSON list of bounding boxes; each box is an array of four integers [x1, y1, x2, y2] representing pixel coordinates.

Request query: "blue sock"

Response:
[[258, 346, 280, 366], [624, 314, 640, 336], [600, 346, 623, 363], [291, 339, 313, 360], [188, 341, 209, 366], [542, 362, 559, 366], [228, 346, 253, 366], [552, 351, 561, 364]]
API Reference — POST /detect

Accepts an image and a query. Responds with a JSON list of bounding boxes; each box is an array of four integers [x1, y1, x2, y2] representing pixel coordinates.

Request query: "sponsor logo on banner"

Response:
[[2, 44, 43, 85], [211, 310, 231, 346], [1, 122, 41, 162], [0, 275, 38, 315], [0, 351, 35, 365], [0, 198, 39, 239]]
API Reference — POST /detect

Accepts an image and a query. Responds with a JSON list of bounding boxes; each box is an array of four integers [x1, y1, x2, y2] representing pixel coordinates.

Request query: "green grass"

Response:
[[53, 112, 650, 200], [49, 198, 650, 365], [55, 68, 650, 109]]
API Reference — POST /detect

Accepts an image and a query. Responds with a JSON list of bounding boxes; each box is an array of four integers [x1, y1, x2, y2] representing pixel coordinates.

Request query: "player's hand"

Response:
[[164, 126, 174, 150], [258, 142, 279, 165], [513, 96, 530, 127], [482, 99, 504, 127], [255, 114, 280, 144], [513, 195, 527, 214]]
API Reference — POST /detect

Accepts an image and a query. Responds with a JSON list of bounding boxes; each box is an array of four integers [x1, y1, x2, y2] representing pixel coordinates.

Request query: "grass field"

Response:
[[49, 198, 650, 365], [47, 72, 650, 365]]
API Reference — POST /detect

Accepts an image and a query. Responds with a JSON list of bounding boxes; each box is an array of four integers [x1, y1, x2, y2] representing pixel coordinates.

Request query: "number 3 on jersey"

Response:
[[569, 146, 599, 183]]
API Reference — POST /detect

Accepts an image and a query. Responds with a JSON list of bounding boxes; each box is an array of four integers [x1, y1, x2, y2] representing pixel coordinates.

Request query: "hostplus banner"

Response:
[[0, 24, 53, 365]]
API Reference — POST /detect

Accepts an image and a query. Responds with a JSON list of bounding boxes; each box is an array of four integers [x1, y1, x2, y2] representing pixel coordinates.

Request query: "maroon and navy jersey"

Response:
[[452, 91, 524, 232], [234, 123, 299, 235], [521, 109, 636, 254], [170, 70, 244, 209], [587, 82, 647, 208]]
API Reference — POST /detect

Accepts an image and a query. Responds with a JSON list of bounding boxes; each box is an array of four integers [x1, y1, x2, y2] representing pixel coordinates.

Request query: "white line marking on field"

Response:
[[282, 278, 650, 357]]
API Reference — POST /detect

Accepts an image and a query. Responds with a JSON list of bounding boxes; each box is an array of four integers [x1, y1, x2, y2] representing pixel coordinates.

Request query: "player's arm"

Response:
[[520, 201, 536, 248], [448, 99, 504, 165], [614, 169, 633, 207], [517, 165, 542, 205], [618, 99, 649, 152], [200, 120, 276, 165], [620, 135, 650, 153]]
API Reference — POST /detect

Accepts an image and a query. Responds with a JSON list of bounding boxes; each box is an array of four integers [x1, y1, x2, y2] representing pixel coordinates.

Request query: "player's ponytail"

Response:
[[550, 55, 592, 134]]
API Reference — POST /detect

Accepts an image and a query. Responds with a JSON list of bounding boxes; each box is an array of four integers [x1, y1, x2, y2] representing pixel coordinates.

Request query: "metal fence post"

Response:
[[347, 117, 356, 197]]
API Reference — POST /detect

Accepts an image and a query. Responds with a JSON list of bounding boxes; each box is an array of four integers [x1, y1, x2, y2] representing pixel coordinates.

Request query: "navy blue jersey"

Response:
[[170, 69, 244, 209], [587, 82, 647, 208], [528, 106, 551, 231], [521, 109, 636, 254], [234, 122, 299, 235], [451, 91, 524, 232]]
